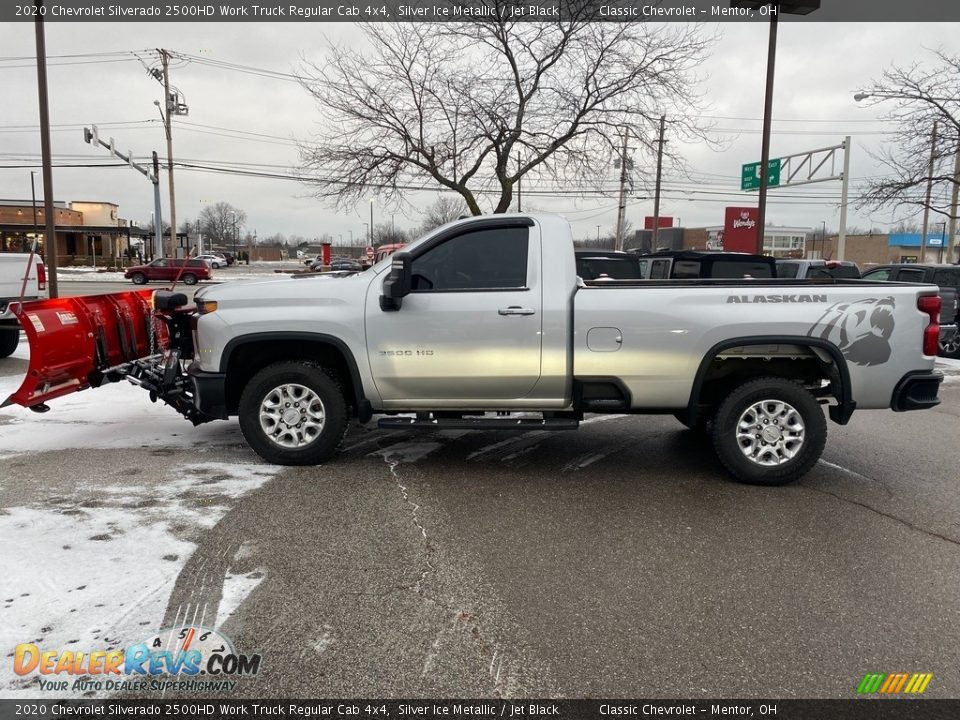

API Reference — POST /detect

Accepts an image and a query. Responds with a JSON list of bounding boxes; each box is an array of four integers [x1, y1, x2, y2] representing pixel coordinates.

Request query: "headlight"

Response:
[[195, 299, 218, 315]]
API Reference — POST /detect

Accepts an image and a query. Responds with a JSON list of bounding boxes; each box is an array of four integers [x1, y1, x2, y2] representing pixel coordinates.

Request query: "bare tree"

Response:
[[858, 49, 960, 249], [419, 195, 469, 232], [298, 12, 713, 215], [199, 202, 247, 247]]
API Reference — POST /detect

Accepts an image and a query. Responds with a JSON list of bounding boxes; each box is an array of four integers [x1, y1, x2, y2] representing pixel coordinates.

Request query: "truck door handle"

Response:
[[498, 306, 536, 316]]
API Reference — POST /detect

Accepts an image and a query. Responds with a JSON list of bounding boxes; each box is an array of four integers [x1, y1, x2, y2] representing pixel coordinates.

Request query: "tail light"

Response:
[[918, 295, 940, 357], [36, 262, 46, 291]]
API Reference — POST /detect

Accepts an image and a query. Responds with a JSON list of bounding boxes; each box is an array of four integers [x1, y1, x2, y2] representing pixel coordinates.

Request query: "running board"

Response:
[[377, 416, 580, 431]]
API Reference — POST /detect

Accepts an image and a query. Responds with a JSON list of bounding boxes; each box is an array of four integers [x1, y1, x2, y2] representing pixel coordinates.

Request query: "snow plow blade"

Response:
[[3, 290, 162, 410]]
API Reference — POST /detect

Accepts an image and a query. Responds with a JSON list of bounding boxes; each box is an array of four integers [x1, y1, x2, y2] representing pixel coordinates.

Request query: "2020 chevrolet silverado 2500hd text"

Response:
[[4, 215, 945, 485]]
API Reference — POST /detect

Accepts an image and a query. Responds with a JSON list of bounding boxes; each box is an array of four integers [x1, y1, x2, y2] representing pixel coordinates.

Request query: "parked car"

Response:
[[776, 259, 861, 279], [860, 263, 960, 357], [575, 250, 643, 280], [195, 254, 226, 269], [124, 258, 212, 286], [210, 251, 236, 266], [373, 243, 408, 263], [628, 250, 777, 279]]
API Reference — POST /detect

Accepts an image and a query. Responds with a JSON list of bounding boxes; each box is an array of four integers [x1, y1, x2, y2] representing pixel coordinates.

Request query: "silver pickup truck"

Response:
[[7, 214, 945, 485]]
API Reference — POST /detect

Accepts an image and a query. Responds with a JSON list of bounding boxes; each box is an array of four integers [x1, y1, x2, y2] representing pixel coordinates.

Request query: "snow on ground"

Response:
[[0, 376, 244, 457], [937, 357, 960, 383], [0, 344, 280, 696]]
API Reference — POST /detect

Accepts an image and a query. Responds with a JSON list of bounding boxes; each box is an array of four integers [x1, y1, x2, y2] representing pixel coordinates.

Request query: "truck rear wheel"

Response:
[[0, 328, 19, 358], [238, 361, 348, 466], [711, 377, 826, 486]]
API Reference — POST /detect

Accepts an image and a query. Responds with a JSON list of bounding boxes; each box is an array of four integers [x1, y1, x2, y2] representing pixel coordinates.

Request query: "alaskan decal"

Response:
[[727, 294, 828, 303], [807, 297, 896, 367]]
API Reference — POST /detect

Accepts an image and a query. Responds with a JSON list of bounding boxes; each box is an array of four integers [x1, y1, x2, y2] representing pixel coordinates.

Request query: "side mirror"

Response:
[[380, 252, 412, 311]]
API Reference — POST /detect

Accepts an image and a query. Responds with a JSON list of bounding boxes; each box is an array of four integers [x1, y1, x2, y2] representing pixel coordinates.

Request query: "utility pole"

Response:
[[754, 3, 779, 255], [369, 199, 374, 245], [34, 1, 58, 297], [614, 131, 629, 252], [597, 225, 601, 241], [837, 135, 851, 261], [517, 152, 522, 212], [651, 115, 666, 250], [920, 120, 939, 264], [947, 145, 960, 265], [160, 50, 177, 257]]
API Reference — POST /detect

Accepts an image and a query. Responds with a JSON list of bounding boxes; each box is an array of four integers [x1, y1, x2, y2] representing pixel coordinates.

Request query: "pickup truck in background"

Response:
[[0, 253, 47, 358], [861, 264, 960, 358], [630, 250, 776, 280], [6, 215, 945, 486], [776, 259, 862, 280]]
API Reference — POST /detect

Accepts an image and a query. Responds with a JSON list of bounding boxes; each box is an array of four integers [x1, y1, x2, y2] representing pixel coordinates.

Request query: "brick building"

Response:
[[0, 199, 149, 265]]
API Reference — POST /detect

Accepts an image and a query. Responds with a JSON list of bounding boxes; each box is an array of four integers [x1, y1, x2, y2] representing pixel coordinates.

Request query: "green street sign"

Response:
[[741, 158, 782, 191]]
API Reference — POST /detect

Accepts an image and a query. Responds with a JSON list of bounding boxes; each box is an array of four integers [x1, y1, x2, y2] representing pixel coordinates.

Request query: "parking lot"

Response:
[[2, 326, 960, 699]]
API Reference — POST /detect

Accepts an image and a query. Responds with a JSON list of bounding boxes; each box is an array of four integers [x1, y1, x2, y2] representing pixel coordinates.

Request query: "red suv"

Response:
[[125, 258, 212, 286]]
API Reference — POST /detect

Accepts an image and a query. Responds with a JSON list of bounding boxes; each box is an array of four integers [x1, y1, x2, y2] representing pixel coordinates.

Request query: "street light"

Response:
[[732, 0, 821, 254]]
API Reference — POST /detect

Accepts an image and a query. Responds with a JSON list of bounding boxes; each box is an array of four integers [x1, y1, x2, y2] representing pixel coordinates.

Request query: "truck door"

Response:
[[365, 222, 542, 404]]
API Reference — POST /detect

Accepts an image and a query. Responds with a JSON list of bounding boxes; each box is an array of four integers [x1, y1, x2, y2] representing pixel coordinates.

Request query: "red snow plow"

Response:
[[3, 289, 208, 424]]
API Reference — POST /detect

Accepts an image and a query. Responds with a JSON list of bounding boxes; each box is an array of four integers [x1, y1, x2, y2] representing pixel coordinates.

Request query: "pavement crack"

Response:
[[377, 454, 515, 697], [802, 484, 960, 548], [380, 455, 436, 595]]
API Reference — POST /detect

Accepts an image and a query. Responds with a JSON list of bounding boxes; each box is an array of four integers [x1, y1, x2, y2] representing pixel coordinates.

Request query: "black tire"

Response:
[[181, 273, 198, 285], [131, 272, 147, 285], [711, 376, 826, 486], [238, 361, 348, 465], [211, 262, 221, 269], [940, 334, 960, 359], [0, 329, 19, 359]]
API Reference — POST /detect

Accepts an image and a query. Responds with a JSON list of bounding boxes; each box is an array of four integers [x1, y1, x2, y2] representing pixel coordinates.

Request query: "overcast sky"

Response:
[[2, 20, 958, 243]]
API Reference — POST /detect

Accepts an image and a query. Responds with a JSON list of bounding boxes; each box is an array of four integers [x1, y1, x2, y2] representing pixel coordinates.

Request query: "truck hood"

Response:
[[196, 271, 376, 306]]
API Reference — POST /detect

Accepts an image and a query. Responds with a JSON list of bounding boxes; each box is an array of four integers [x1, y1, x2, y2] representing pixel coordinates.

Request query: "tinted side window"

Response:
[[933, 269, 960, 289], [712, 261, 774, 278], [777, 262, 799, 278], [897, 269, 926, 283], [649, 260, 670, 279], [863, 268, 891, 281], [411, 227, 528, 291], [672, 260, 701, 278]]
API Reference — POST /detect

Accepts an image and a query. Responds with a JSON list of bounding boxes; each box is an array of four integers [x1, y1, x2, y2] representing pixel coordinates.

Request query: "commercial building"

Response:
[[0, 199, 151, 265]]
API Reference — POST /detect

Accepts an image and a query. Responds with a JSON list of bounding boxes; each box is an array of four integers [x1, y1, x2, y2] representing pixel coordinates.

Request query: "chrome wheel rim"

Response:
[[736, 399, 805, 466], [259, 383, 325, 449]]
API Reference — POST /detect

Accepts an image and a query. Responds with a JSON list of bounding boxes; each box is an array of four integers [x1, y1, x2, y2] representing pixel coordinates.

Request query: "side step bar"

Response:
[[378, 416, 580, 431]]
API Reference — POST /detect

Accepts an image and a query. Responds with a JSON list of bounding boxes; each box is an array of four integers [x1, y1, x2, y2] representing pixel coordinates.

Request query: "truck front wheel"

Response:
[[238, 362, 348, 466], [711, 377, 826, 486]]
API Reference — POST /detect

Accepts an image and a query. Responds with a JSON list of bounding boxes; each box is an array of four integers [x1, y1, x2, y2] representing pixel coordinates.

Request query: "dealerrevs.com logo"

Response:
[[857, 672, 933, 695], [14, 625, 261, 693]]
